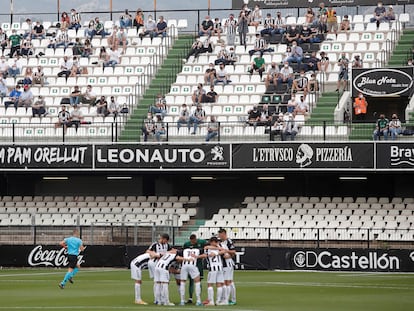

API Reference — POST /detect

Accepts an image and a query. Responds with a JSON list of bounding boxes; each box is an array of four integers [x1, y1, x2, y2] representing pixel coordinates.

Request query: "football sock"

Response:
[[153, 282, 158, 302], [195, 282, 201, 302], [223, 285, 230, 302], [188, 278, 194, 299], [207, 286, 214, 303], [61, 271, 71, 285], [71, 267, 79, 278], [231, 282, 236, 301], [180, 282, 185, 302], [134, 283, 141, 301], [162, 283, 169, 304], [216, 287, 223, 304]]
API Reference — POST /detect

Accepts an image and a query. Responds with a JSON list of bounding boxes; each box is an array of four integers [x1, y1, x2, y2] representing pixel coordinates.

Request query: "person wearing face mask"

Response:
[[407, 59, 413, 67], [336, 53, 349, 92], [326, 6, 338, 34], [353, 93, 368, 122], [373, 114, 389, 140], [305, 8, 315, 25], [370, 2, 386, 27], [0, 56, 9, 78], [265, 62, 280, 88], [199, 16, 214, 37], [215, 44, 229, 65], [139, 15, 157, 39], [388, 114, 402, 140], [298, 24, 314, 44], [68, 9, 82, 32], [286, 41, 303, 71], [317, 2, 328, 33], [142, 112, 155, 142], [204, 63, 217, 86], [0, 28, 8, 55], [249, 4, 262, 31], [352, 55, 363, 69], [177, 104, 190, 129], [237, 10, 249, 46], [284, 25, 299, 44], [278, 62, 294, 88], [292, 70, 309, 98], [192, 83, 206, 105], [274, 12, 286, 35], [224, 14, 238, 46]]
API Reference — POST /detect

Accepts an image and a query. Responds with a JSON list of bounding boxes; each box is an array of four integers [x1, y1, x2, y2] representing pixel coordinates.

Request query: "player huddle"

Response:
[[130, 229, 237, 306]]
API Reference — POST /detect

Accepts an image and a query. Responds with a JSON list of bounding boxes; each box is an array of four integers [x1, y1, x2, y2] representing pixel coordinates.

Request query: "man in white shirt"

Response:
[[214, 63, 230, 85], [79, 85, 97, 106], [277, 61, 294, 88], [103, 46, 121, 69], [294, 95, 309, 116], [57, 56, 73, 79]]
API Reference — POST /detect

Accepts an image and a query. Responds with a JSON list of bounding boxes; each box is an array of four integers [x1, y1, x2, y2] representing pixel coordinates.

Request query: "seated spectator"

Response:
[[18, 84, 34, 108], [214, 63, 230, 85], [57, 56, 73, 79], [70, 56, 81, 77], [60, 12, 70, 30], [177, 104, 190, 129], [305, 7, 315, 25], [120, 9, 133, 28], [286, 41, 303, 70], [287, 94, 297, 113], [21, 67, 33, 85], [91, 17, 108, 39], [82, 39, 93, 58], [116, 27, 128, 54], [250, 4, 262, 30], [153, 114, 166, 142], [385, 6, 395, 21], [149, 93, 167, 118], [212, 18, 222, 41], [226, 47, 237, 65], [249, 33, 274, 57], [4, 85, 21, 109], [206, 116, 219, 142], [96, 96, 109, 117], [0, 56, 9, 78], [319, 51, 329, 73], [79, 85, 97, 105], [84, 19, 95, 38], [261, 13, 276, 36], [98, 46, 107, 62], [326, 6, 338, 34], [185, 37, 212, 62], [278, 62, 294, 88], [202, 85, 218, 103], [72, 37, 84, 56], [31, 95, 47, 117], [370, 1, 386, 26], [0, 75, 7, 99], [248, 54, 266, 79], [282, 113, 298, 141], [204, 63, 216, 86], [69, 8, 82, 31], [199, 16, 214, 37], [0, 28, 8, 55], [192, 83, 206, 105], [23, 19, 33, 39], [282, 46, 292, 63], [55, 105, 71, 129], [270, 113, 285, 140], [153, 16, 168, 38], [352, 55, 363, 68], [265, 62, 280, 88], [284, 25, 299, 44], [294, 95, 309, 116], [215, 44, 229, 65], [340, 15, 350, 31], [274, 11, 286, 35], [139, 15, 157, 39], [31, 20, 45, 39], [103, 46, 121, 69], [303, 51, 320, 73], [388, 113, 402, 140], [8, 29, 22, 57], [308, 73, 319, 93], [108, 96, 120, 118], [298, 24, 317, 44], [133, 9, 144, 32], [292, 70, 309, 98], [20, 38, 34, 57], [259, 104, 272, 126], [70, 85, 81, 106], [142, 112, 155, 142], [188, 104, 206, 134], [68, 104, 84, 130], [247, 104, 261, 126], [33, 66, 45, 86], [373, 114, 389, 140]]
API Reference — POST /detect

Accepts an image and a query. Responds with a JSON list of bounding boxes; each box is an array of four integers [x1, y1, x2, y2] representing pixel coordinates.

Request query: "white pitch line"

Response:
[[0, 307, 253, 311], [243, 281, 414, 290], [0, 269, 121, 278]]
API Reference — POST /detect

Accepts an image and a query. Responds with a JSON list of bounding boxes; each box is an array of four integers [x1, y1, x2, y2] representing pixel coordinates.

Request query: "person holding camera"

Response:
[[336, 53, 349, 92]]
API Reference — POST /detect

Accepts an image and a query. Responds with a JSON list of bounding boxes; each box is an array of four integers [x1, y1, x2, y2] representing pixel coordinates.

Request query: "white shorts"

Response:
[[130, 261, 143, 281], [180, 264, 200, 281], [148, 260, 157, 279], [207, 270, 224, 284], [155, 267, 170, 283], [223, 266, 234, 281]]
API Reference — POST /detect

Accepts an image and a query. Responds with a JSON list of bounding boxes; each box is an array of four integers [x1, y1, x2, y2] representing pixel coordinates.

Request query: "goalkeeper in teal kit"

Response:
[[59, 229, 85, 289], [183, 234, 206, 304]]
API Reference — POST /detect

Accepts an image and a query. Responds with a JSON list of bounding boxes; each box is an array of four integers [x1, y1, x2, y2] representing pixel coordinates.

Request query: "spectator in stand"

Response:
[[192, 83, 206, 105], [120, 9, 133, 28], [96, 96, 109, 117], [352, 55, 363, 68], [70, 56, 81, 77], [82, 39, 93, 57], [278, 61, 294, 88], [227, 47, 237, 65], [185, 38, 204, 62], [250, 4, 262, 30], [133, 9, 144, 32], [31, 95, 47, 117], [70, 85, 81, 106], [292, 70, 309, 98], [259, 104, 272, 126], [340, 15, 350, 31], [0, 75, 7, 100], [212, 18, 222, 41], [149, 93, 167, 118], [336, 52, 349, 92], [298, 24, 315, 44], [7, 58, 20, 78], [57, 56, 73, 79], [204, 63, 216, 86], [261, 13, 276, 36], [20, 38, 34, 57], [79, 85, 97, 106], [103, 46, 121, 69], [199, 16, 214, 37], [4, 85, 21, 109], [305, 7, 315, 25], [188, 103, 206, 134], [353, 92, 368, 122], [8, 29, 22, 57], [224, 14, 237, 46], [284, 25, 299, 44], [203, 85, 218, 103], [0, 28, 7, 55], [206, 116, 219, 141], [317, 2, 328, 33], [22, 67, 33, 85], [139, 15, 157, 39], [388, 113, 402, 140], [385, 6, 396, 22], [0, 56, 9, 77], [108, 96, 120, 118], [303, 51, 320, 73], [286, 41, 303, 70], [370, 1, 386, 26], [274, 11, 286, 35], [265, 62, 280, 88], [33, 66, 45, 87], [248, 54, 265, 79], [308, 73, 319, 93], [270, 113, 285, 140], [215, 63, 230, 85], [69, 9, 82, 32], [154, 114, 166, 141], [319, 51, 330, 73], [247, 104, 261, 126], [31, 20, 45, 40], [72, 37, 84, 56], [91, 17, 108, 38], [18, 84, 34, 109], [282, 113, 298, 141], [326, 6, 338, 34], [142, 112, 155, 141], [215, 44, 229, 65], [373, 113, 389, 140], [61, 12, 70, 30], [68, 104, 84, 130], [154, 16, 168, 38], [249, 33, 273, 57], [177, 104, 190, 129], [294, 95, 309, 116], [98, 46, 107, 62], [408, 59, 413, 66], [117, 27, 128, 53], [22, 18, 32, 39], [237, 10, 249, 46], [107, 26, 119, 50], [55, 105, 71, 129]]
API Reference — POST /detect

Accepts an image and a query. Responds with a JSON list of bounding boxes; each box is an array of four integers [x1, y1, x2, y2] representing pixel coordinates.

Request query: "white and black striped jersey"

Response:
[[131, 253, 151, 269], [254, 38, 266, 50], [206, 249, 223, 271], [148, 242, 172, 262], [263, 17, 275, 29], [155, 252, 178, 270], [224, 19, 237, 34], [220, 238, 236, 268], [182, 248, 201, 267]]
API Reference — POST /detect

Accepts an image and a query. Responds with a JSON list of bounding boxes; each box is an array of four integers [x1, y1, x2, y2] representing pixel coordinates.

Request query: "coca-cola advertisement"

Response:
[[28, 245, 85, 267]]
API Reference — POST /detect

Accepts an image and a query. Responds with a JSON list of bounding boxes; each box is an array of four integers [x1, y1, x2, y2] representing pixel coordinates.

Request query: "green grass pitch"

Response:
[[0, 268, 413, 311]]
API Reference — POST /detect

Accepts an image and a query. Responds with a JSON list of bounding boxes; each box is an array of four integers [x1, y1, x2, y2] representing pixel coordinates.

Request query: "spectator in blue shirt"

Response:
[[153, 16, 168, 37], [4, 85, 21, 109]]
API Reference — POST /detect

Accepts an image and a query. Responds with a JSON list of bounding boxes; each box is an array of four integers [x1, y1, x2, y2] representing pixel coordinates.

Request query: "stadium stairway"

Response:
[[119, 35, 193, 141], [305, 92, 338, 125], [387, 29, 414, 67], [174, 219, 206, 245]]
